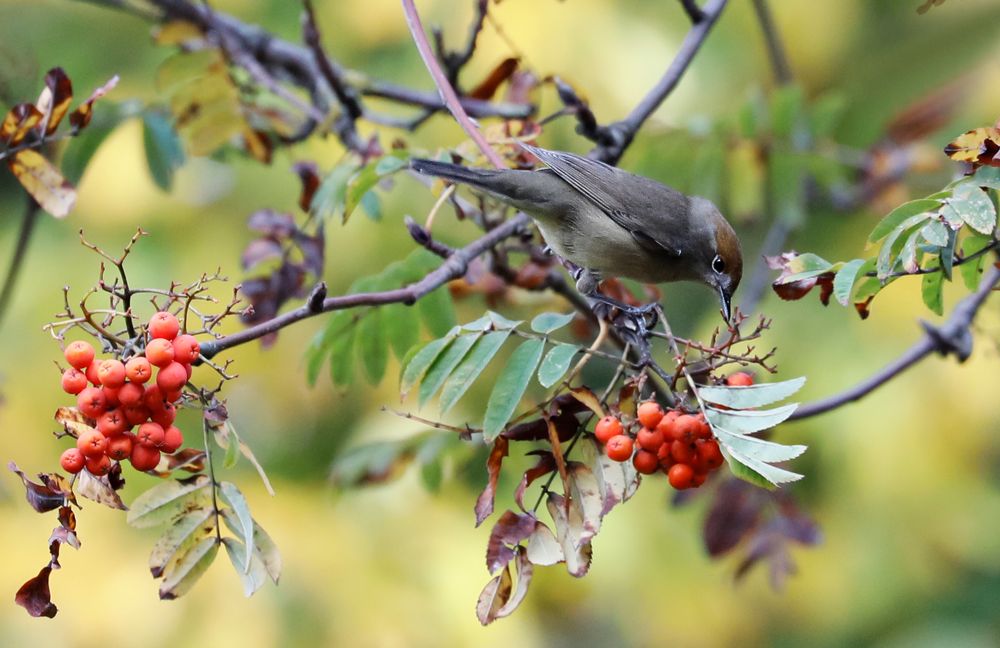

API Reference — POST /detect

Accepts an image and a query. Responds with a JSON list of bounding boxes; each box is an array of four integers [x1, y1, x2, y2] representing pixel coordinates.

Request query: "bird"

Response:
[[410, 144, 743, 321]]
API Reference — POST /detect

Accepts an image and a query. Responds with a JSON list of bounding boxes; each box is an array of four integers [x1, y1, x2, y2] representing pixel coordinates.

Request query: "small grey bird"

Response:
[[411, 144, 743, 320]]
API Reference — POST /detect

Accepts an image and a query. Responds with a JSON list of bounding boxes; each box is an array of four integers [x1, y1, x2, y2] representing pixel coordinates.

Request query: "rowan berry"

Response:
[[151, 402, 177, 428], [594, 416, 623, 444], [85, 361, 101, 386], [136, 422, 165, 447], [125, 356, 152, 383], [636, 401, 664, 429], [117, 382, 143, 407], [85, 453, 112, 477], [77, 387, 106, 419], [636, 426, 664, 452], [172, 334, 200, 364], [632, 449, 660, 474], [696, 438, 724, 470], [97, 409, 128, 437], [130, 443, 161, 472], [97, 359, 126, 388], [605, 435, 634, 462], [60, 448, 85, 474], [145, 338, 174, 367], [161, 425, 183, 454], [156, 361, 188, 393], [670, 440, 696, 464], [148, 311, 180, 340], [123, 404, 151, 426], [671, 414, 700, 442], [726, 372, 754, 387], [61, 368, 88, 395], [106, 433, 134, 461], [77, 430, 108, 458], [64, 341, 95, 370], [667, 463, 695, 490]]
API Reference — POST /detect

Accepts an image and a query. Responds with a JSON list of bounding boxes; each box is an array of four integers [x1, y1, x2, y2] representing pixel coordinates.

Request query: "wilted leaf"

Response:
[[704, 478, 765, 557], [53, 406, 94, 438], [7, 149, 76, 218], [127, 475, 211, 528], [492, 547, 533, 622], [944, 127, 1000, 168], [525, 521, 562, 566], [148, 507, 214, 578], [158, 535, 220, 600], [15, 566, 57, 618], [218, 482, 254, 572], [483, 339, 545, 441], [222, 537, 270, 597], [485, 510, 537, 573], [475, 564, 512, 625], [7, 462, 71, 513], [76, 470, 128, 510], [36, 67, 73, 136], [514, 452, 555, 511], [589, 437, 640, 516], [566, 386, 605, 419], [546, 492, 593, 577], [475, 438, 509, 526], [4, 103, 42, 146], [468, 57, 520, 101], [68, 75, 119, 131], [293, 161, 321, 212]]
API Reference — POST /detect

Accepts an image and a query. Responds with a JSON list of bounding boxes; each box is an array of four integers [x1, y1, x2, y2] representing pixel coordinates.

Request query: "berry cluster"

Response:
[[593, 373, 755, 490], [58, 312, 198, 477]]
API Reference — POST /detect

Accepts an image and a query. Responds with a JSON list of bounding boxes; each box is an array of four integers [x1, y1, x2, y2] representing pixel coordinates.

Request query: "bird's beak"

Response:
[[717, 284, 732, 322]]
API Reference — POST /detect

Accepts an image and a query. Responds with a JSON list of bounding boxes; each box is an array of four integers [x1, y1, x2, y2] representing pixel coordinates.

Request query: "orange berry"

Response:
[[148, 311, 180, 340], [172, 334, 200, 364], [726, 372, 754, 387], [97, 359, 126, 388], [61, 368, 88, 395], [60, 448, 85, 474], [77, 430, 108, 459], [656, 410, 680, 440], [636, 401, 664, 429], [696, 438, 724, 470], [156, 361, 188, 393], [605, 435, 634, 462], [137, 422, 165, 447], [670, 439, 696, 464], [130, 443, 161, 472], [657, 442, 674, 469], [672, 414, 700, 442], [636, 426, 664, 452], [145, 338, 175, 367], [667, 463, 695, 490], [161, 425, 183, 454], [85, 453, 112, 477], [106, 433, 134, 461], [632, 449, 660, 474], [101, 386, 120, 409], [118, 382, 143, 407], [64, 341, 95, 370], [123, 404, 151, 426], [151, 402, 177, 428], [594, 416, 623, 444], [76, 386, 106, 419], [84, 361, 101, 386], [97, 409, 128, 437], [125, 356, 152, 383]]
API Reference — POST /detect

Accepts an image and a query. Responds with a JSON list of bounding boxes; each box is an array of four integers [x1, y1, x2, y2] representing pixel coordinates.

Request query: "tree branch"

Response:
[[751, 0, 792, 85], [790, 263, 1000, 420], [0, 198, 41, 330]]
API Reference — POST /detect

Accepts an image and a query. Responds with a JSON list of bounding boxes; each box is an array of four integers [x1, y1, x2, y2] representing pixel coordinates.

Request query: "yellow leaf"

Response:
[[944, 127, 1000, 168], [8, 149, 76, 217], [36, 68, 74, 136]]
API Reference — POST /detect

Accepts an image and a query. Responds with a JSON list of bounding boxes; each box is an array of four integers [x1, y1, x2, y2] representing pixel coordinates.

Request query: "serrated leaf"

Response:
[[127, 475, 210, 528], [951, 182, 997, 234], [483, 339, 545, 442], [418, 333, 479, 407], [220, 510, 281, 584], [921, 219, 949, 247], [869, 198, 940, 244], [705, 403, 799, 435], [158, 536, 219, 600], [439, 330, 511, 414], [149, 507, 214, 578], [384, 303, 420, 361], [921, 270, 944, 315], [222, 538, 269, 597], [76, 470, 128, 510], [400, 335, 453, 399], [697, 376, 805, 409], [530, 312, 575, 334], [218, 482, 254, 572], [714, 427, 807, 463], [717, 435, 804, 488], [487, 311, 524, 331], [357, 308, 388, 384], [142, 111, 185, 191], [537, 344, 580, 388], [833, 259, 866, 306], [418, 286, 456, 337]]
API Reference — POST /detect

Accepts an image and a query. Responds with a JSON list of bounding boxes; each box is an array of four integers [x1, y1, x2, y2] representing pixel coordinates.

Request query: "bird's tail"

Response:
[[410, 158, 504, 192]]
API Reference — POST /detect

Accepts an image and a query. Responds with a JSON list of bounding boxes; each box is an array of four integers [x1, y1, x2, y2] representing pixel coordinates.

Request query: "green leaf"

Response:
[[329, 320, 357, 386], [878, 213, 931, 279], [951, 182, 997, 234], [770, 84, 803, 138], [773, 252, 833, 284], [530, 312, 575, 335], [343, 152, 409, 223], [359, 190, 381, 221], [222, 537, 269, 597], [221, 510, 281, 584], [959, 232, 992, 290], [921, 270, 944, 316], [142, 111, 185, 191], [304, 332, 326, 387], [384, 303, 420, 361], [833, 259, 866, 306], [418, 286, 456, 337], [439, 330, 512, 414], [218, 482, 254, 573], [697, 376, 806, 409], [869, 198, 941, 244], [418, 332, 479, 408], [704, 403, 799, 435], [310, 162, 355, 221], [148, 507, 214, 579], [487, 311, 524, 331], [158, 536, 219, 600], [357, 308, 388, 385], [898, 229, 922, 274], [939, 227, 956, 281], [400, 335, 454, 399], [921, 219, 949, 247], [483, 339, 545, 442], [807, 92, 845, 139], [537, 344, 580, 388], [714, 426, 806, 463], [971, 165, 1000, 190], [126, 475, 211, 528]]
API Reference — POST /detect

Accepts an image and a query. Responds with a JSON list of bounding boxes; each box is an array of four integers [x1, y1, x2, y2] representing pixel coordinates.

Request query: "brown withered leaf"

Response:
[[476, 563, 512, 625], [468, 57, 520, 101], [944, 127, 1000, 169], [243, 127, 272, 164], [8, 462, 73, 513], [567, 386, 605, 419], [68, 75, 119, 131], [703, 478, 766, 557], [36, 67, 73, 137], [4, 102, 43, 146], [76, 469, 128, 510], [293, 161, 320, 212], [514, 451, 555, 511], [54, 406, 94, 438], [15, 566, 58, 618], [474, 437, 509, 526], [8, 149, 76, 218], [854, 295, 875, 320], [165, 448, 207, 473], [485, 510, 537, 574]]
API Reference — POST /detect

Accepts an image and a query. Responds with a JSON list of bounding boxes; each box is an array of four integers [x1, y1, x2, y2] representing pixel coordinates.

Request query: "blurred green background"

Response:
[[1, 0, 1000, 646]]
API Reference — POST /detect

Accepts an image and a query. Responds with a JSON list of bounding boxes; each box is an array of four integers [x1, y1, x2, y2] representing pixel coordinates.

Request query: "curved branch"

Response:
[[790, 263, 1000, 420], [0, 198, 41, 330]]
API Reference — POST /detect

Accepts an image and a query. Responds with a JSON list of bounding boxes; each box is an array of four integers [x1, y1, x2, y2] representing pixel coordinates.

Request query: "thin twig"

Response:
[[751, 0, 792, 84], [0, 198, 40, 329]]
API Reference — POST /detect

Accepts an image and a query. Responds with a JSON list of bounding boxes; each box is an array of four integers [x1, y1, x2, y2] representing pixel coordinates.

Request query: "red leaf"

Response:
[[703, 478, 765, 557], [514, 451, 555, 511], [293, 161, 321, 212], [474, 437, 508, 526], [15, 566, 58, 618], [8, 462, 73, 513], [467, 57, 520, 101]]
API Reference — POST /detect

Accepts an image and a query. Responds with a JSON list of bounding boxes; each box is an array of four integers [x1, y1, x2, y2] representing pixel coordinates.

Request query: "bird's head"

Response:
[[691, 197, 743, 321]]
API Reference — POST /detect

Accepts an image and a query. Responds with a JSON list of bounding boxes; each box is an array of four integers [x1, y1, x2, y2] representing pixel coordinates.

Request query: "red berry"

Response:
[[636, 401, 664, 429], [118, 382, 143, 407], [143, 384, 165, 410], [123, 404, 152, 426], [60, 448, 85, 474], [594, 416, 623, 444], [605, 435, 634, 462], [691, 472, 708, 488], [125, 356, 152, 383], [692, 414, 712, 439], [636, 426, 664, 452], [696, 439, 724, 470], [172, 334, 200, 364], [151, 402, 177, 428], [102, 386, 120, 409], [137, 422, 165, 447], [76, 386, 106, 419], [61, 368, 88, 395], [97, 409, 128, 437], [64, 341, 95, 370], [657, 442, 674, 469], [632, 449, 660, 474], [672, 415, 700, 442], [86, 453, 112, 477], [130, 443, 161, 471], [156, 361, 188, 393], [145, 338, 174, 367], [726, 372, 754, 387], [667, 463, 695, 490], [148, 311, 180, 340], [656, 410, 680, 440], [106, 433, 134, 461], [161, 425, 183, 453], [96, 359, 126, 388], [670, 439, 696, 464], [84, 361, 101, 386], [77, 430, 108, 458]]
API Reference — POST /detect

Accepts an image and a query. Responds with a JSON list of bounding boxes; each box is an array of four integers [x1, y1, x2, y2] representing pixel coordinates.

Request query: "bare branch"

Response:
[[0, 198, 40, 330], [751, 0, 792, 84], [790, 264, 1000, 420], [679, 0, 705, 24]]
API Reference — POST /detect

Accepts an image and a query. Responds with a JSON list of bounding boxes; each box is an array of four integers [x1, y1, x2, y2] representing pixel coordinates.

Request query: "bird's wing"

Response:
[[522, 144, 686, 257]]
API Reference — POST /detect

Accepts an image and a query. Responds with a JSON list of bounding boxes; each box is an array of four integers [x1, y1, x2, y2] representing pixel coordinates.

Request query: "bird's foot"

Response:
[[587, 292, 661, 331]]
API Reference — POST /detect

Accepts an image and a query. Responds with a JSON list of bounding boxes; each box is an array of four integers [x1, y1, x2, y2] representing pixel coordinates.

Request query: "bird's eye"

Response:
[[712, 255, 726, 274]]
